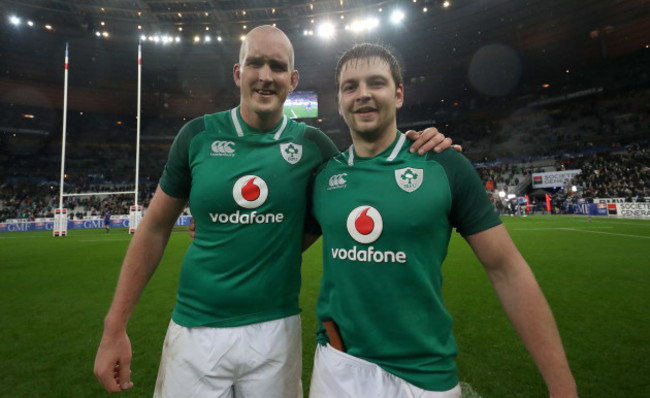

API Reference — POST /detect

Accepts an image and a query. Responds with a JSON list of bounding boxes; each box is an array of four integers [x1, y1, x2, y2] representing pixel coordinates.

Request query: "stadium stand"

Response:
[[1, 44, 648, 223]]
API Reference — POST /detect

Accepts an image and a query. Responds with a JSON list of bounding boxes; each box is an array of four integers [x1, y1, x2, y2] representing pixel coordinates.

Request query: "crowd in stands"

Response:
[[0, 181, 159, 222], [3, 141, 647, 222], [1, 48, 648, 222], [569, 143, 649, 200]]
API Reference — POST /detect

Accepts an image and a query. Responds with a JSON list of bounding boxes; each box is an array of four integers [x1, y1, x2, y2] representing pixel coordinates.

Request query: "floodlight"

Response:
[[390, 10, 405, 24], [350, 20, 364, 32], [9, 16, 21, 26], [317, 22, 335, 39], [349, 18, 378, 33], [204, 35, 211, 42], [27, 21, 34, 27]]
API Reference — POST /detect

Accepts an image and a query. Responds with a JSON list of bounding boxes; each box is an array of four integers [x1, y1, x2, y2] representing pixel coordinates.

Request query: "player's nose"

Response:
[[258, 64, 272, 82]]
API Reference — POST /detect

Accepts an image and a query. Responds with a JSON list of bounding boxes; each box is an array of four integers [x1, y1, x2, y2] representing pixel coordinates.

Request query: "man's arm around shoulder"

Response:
[[94, 185, 187, 393], [465, 224, 578, 398]]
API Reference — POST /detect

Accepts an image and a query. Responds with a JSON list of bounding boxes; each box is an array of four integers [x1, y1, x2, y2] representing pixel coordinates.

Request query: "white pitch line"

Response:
[[557, 228, 650, 239], [512, 227, 614, 231]]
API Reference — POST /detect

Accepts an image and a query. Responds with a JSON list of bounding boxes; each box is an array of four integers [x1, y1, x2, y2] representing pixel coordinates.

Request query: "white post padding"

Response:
[[53, 208, 68, 237], [129, 205, 142, 234]]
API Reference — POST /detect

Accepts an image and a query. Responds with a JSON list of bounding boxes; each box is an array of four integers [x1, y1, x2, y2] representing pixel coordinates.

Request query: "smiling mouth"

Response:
[[354, 107, 377, 115], [255, 89, 275, 96]]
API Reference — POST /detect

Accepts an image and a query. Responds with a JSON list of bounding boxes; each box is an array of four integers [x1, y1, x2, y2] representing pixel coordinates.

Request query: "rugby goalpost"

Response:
[[54, 42, 143, 236]]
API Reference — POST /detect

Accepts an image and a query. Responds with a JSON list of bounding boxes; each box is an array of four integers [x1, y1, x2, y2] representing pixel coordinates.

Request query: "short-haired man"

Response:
[[308, 43, 578, 398]]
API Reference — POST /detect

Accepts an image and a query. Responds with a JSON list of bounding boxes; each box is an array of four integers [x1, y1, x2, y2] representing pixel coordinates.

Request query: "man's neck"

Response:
[[350, 128, 398, 158], [239, 105, 282, 131]]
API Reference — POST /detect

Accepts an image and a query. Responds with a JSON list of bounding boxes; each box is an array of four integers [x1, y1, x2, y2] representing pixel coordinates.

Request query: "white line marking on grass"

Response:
[[0, 236, 131, 242], [557, 228, 650, 239], [74, 238, 132, 242], [0, 235, 53, 239], [512, 226, 649, 239], [512, 227, 614, 231]]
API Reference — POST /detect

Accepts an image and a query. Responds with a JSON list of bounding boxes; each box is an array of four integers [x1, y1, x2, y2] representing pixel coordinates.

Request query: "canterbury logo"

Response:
[[328, 173, 347, 190], [211, 141, 235, 156]]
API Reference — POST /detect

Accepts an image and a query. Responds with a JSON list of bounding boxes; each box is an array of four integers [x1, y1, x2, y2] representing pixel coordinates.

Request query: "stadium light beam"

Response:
[[317, 22, 335, 39], [349, 17, 379, 33], [390, 10, 405, 24]]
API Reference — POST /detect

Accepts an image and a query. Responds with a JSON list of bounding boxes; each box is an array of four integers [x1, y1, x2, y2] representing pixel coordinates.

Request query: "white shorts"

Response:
[[154, 315, 302, 398], [309, 344, 461, 398]]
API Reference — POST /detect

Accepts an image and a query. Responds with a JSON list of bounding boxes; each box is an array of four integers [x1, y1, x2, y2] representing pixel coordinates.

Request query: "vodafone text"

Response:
[[331, 246, 407, 264], [209, 210, 284, 224]]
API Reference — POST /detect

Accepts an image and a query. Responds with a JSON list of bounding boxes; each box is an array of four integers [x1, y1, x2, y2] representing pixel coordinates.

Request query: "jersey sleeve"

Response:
[[429, 149, 502, 236], [303, 126, 341, 164], [159, 116, 205, 199], [304, 161, 331, 237], [301, 127, 339, 236]]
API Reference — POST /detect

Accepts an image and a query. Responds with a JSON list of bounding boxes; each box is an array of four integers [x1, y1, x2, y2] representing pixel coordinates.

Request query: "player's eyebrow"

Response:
[[245, 56, 289, 70], [340, 74, 389, 87], [366, 74, 389, 83]]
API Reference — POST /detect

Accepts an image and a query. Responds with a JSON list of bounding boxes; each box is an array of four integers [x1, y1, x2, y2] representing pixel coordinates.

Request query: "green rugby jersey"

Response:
[[159, 107, 339, 327], [311, 132, 501, 391]]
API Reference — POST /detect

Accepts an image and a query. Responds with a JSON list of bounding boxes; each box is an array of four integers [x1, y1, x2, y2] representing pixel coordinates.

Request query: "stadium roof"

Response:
[[3, 0, 648, 58], [1, 0, 649, 115]]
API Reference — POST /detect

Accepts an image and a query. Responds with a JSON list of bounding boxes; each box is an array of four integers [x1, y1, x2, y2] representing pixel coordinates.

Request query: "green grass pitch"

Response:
[[1, 216, 648, 397]]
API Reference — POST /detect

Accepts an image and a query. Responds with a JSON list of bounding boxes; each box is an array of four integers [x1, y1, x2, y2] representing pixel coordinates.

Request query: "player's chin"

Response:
[[255, 95, 283, 110], [253, 103, 282, 118]]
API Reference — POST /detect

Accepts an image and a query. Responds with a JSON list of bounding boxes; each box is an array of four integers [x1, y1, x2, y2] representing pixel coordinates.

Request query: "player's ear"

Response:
[[233, 63, 242, 88], [395, 84, 404, 110], [290, 69, 299, 91]]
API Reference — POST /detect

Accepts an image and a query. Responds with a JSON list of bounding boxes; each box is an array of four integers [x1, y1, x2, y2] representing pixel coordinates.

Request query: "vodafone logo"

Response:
[[346, 206, 383, 244], [233, 175, 268, 209]]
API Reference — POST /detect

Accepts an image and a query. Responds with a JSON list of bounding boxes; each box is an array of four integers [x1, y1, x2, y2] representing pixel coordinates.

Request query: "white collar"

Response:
[[347, 133, 406, 166], [230, 107, 288, 140]]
